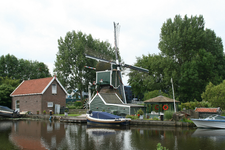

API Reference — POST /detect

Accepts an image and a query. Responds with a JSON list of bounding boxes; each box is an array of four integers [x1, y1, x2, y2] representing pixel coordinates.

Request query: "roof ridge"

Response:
[[10, 76, 68, 97], [24, 76, 53, 81]]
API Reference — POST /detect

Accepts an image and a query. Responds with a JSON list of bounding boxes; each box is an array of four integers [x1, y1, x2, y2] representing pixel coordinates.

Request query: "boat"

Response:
[[0, 105, 20, 118], [86, 111, 131, 126], [191, 115, 225, 128], [192, 128, 225, 137], [86, 127, 117, 137]]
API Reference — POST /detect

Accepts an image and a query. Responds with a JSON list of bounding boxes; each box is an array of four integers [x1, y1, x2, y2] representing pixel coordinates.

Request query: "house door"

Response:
[[15, 100, 20, 112], [55, 104, 60, 114]]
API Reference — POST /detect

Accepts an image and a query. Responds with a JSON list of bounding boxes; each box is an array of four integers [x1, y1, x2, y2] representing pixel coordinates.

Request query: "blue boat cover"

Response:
[[91, 111, 120, 119]]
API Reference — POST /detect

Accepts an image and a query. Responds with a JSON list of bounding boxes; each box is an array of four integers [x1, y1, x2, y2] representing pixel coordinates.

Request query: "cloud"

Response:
[[0, 0, 225, 85]]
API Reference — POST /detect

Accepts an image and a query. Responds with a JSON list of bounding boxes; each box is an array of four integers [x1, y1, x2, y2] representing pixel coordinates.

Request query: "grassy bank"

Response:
[[55, 114, 81, 117]]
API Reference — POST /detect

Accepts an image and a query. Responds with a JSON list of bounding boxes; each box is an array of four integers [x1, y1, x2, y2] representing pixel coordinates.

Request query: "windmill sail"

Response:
[[113, 22, 126, 103], [123, 64, 149, 73], [85, 54, 116, 64], [85, 22, 149, 104]]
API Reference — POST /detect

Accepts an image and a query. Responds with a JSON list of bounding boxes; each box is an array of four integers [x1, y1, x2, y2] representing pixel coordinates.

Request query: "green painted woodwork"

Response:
[[95, 67, 121, 89], [112, 71, 120, 88], [145, 103, 177, 114], [90, 95, 130, 115], [96, 71, 110, 85]]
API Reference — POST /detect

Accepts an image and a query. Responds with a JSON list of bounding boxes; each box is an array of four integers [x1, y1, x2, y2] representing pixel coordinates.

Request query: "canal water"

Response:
[[1, 120, 225, 150]]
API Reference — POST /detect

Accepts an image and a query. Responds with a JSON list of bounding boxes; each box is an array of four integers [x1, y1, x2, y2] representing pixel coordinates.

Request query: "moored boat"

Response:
[[0, 105, 20, 118], [192, 128, 225, 137], [86, 111, 131, 126], [191, 115, 225, 128]]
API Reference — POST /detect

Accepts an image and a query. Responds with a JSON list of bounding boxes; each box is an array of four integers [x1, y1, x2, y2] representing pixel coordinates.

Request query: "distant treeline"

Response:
[[0, 54, 51, 81], [0, 54, 51, 107]]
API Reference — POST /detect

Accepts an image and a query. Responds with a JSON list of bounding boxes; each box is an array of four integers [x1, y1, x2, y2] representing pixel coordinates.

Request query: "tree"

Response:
[[0, 54, 51, 107], [128, 54, 175, 100], [0, 54, 19, 79], [157, 14, 224, 102], [0, 54, 51, 81], [0, 77, 20, 107], [129, 15, 224, 102], [143, 90, 170, 101], [201, 81, 225, 109], [54, 31, 115, 101], [178, 49, 215, 102], [159, 15, 205, 65]]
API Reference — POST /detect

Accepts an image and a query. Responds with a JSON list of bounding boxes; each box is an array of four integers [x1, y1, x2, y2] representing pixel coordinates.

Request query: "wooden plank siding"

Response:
[[90, 95, 130, 115]]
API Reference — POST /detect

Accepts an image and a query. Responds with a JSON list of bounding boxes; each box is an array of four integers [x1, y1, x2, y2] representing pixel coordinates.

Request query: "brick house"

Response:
[[10, 77, 68, 114]]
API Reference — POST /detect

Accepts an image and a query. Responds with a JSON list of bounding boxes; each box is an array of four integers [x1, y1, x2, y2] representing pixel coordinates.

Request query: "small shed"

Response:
[[144, 96, 180, 114], [195, 107, 222, 118]]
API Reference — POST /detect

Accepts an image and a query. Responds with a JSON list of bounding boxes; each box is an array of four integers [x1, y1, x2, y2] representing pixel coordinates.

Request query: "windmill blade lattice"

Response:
[[123, 64, 149, 73], [84, 22, 149, 104]]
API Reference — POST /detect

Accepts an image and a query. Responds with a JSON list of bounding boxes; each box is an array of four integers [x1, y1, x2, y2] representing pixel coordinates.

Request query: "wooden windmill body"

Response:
[[86, 22, 148, 104]]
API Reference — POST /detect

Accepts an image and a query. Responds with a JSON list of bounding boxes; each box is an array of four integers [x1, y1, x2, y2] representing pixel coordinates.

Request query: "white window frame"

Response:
[[52, 84, 57, 94], [15, 100, 20, 112], [48, 102, 53, 107]]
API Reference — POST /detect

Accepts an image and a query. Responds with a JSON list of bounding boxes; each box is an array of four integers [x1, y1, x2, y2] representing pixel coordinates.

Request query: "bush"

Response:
[[164, 110, 174, 120], [153, 117, 159, 121], [67, 105, 83, 109], [66, 101, 83, 109], [221, 111, 225, 116], [126, 115, 139, 120], [180, 117, 194, 123], [180, 100, 212, 110], [137, 109, 144, 115], [74, 101, 82, 106]]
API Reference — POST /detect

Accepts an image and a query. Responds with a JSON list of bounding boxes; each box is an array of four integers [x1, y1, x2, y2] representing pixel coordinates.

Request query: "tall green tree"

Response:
[[129, 15, 224, 102], [128, 54, 175, 100], [158, 15, 224, 102], [159, 15, 205, 65], [0, 54, 19, 79], [54, 31, 115, 101], [201, 81, 225, 109], [178, 49, 215, 101], [0, 54, 51, 81], [0, 77, 20, 107]]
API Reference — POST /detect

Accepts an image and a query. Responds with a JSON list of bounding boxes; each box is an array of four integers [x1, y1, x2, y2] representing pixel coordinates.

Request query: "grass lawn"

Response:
[[55, 114, 82, 117]]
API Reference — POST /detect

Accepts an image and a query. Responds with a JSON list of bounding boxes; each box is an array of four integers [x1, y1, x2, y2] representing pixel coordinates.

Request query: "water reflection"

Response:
[[192, 128, 225, 141], [9, 120, 65, 150], [0, 121, 17, 150], [0, 121, 13, 131], [86, 125, 130, 150], [1, 120, 225, 150]]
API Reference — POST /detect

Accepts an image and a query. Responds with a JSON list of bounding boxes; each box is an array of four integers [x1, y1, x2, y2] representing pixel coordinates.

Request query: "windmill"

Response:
[[85, 22, 149, 104]]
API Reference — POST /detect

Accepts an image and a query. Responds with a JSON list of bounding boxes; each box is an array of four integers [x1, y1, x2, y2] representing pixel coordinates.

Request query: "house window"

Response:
[[48, 102, 53, 107], [16, 101, 20, 108], [52, 84, 57, 94], [15, 100, 20, 112]]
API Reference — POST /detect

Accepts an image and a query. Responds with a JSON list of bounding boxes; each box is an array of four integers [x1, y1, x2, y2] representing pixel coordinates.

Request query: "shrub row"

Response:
[[179, 100, 211, 110]]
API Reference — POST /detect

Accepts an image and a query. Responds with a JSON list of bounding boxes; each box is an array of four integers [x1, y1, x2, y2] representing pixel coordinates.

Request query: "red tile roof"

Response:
[[195, 108, 219, 113], [11, 77, 54, 96]]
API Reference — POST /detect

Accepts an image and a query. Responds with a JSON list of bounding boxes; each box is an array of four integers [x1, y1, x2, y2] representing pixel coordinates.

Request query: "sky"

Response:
[[1, 0, 225, 85]]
